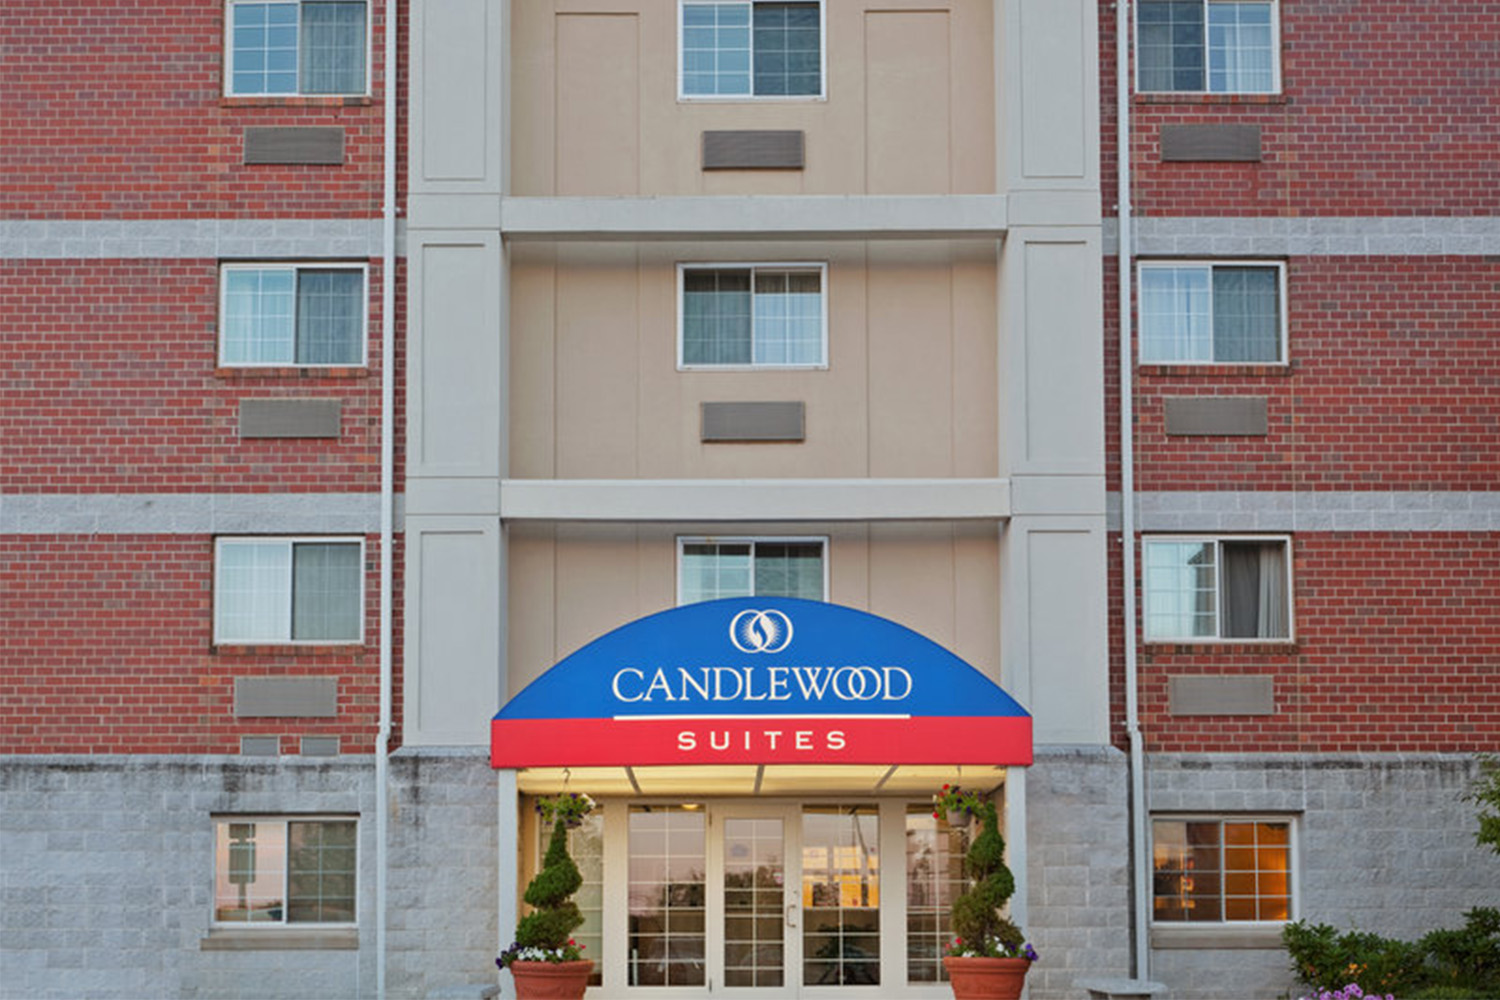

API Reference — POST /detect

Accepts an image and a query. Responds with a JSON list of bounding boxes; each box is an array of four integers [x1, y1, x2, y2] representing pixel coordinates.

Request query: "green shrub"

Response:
[[1284, 908, 1500, 999]]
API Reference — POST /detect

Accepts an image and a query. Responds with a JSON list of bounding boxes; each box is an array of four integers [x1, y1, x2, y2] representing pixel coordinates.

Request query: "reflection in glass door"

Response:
[[801, 805, 880, 987], [720, 813, 791, 991], [628, 806, 707, 987]]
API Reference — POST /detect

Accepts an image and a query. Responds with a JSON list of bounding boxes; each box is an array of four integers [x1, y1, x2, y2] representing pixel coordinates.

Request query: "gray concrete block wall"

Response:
[[0, 756, 375, 1000], [1146, 753, 1500, 1000], [1025, 746, 1133, 998], [385, 750, 500, 1000]]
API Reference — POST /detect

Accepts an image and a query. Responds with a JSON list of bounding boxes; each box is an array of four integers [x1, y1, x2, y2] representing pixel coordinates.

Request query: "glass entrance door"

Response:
[[713, 806, 797, 997]]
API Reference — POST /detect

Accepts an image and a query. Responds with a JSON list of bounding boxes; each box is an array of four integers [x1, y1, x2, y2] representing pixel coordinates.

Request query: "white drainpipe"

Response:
[[1116, 0, 1150, 981], [375, 0, 397, 995]]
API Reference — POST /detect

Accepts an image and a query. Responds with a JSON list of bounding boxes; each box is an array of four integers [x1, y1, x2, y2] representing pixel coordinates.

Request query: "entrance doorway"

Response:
[[549, 797, 979, 997]]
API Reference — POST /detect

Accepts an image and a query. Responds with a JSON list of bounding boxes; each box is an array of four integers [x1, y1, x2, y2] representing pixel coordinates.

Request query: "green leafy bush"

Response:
[[1284, 909, 1500, 1000]]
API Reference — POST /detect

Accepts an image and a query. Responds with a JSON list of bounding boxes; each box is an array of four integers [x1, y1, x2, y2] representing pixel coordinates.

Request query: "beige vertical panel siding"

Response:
[[505, 525, 1002, 693], [554, 244, 641, 478], [510, 1, 995, 196], [864, 10, 951, 195], [508, 242, 998, 481], [555, 13, 640, 195], [866, 244, 954, 477]]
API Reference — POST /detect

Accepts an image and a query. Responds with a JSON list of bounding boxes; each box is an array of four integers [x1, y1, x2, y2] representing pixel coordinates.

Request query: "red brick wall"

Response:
[[0, 259, 398, 493], [1102, 0, 1500, 217], [0, 0, 390, 218], [1108, 533, 1500, 755], [0, 534, 397, 754], [1110, 256, 1500, 492]]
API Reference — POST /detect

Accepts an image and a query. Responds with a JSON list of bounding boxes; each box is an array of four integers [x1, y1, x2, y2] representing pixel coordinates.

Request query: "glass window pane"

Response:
[[291, 542, 362, 641], [1137, 1, 1204, 92], [286, 820, 358, 923], [803, 805, 880, 986], [752, 542, 824, 599], [215, 821, 287, 923], [1140, 266, 1211, 362], [629, 807, 706, 987], [217, 542, 292, 641], [1143, 540, 1218, 639], [681, 543, 753, 602], [1208, 2, 1275, 93], [905, 808, 967, 983], [752, 2, 821, 96], [300, 2, 366, 94], [223, 269, 295, 365], [683, 269, 752, 364], [296, 269, 364, 364], [1212, 266, 1280, 362], [752, 269, 822, 365]]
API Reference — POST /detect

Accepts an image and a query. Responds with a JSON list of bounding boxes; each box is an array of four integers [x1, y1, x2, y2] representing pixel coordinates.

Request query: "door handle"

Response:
[[786, 903, 798, 929]]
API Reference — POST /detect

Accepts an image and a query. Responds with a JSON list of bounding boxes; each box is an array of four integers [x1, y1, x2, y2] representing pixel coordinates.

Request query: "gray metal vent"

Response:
[[1163, 397, 1268, 436], [1160, 124, 1262, 162], [702, 130, 806, 170], [239, 399, 342, 439], [701, 401, 806, 442], [243, 127, 346, 165]]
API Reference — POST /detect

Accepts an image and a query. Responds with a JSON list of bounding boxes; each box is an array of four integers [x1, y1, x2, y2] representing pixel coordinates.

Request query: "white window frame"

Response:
[[675, 535, 830, 605], [1149, 814, 1298, 926], [224, 0, 373, 98], [677, 262, 829, 370], [1141, 535, 1294, 643], [1134, 0, 1282, 95], [213, 536, 366, 645], [218, 262, 369, 368], [211, 815, 359, 929], [1137, 260, 1288, 366], [677, 0, 828, 102]]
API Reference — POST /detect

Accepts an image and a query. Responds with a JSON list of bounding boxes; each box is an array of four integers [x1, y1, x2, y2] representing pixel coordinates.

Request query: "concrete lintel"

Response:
[[498, 195, 1007, 242], [499, 478, 1010, 522]]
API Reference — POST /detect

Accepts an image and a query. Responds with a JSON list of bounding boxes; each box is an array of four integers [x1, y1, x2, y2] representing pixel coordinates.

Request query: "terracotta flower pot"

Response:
[[509, 959, 594, 999], [941, 955, 1031, 999]]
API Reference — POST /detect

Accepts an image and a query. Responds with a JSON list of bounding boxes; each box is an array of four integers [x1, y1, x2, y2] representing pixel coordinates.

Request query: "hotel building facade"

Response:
[[1, 2, 1495, 999]]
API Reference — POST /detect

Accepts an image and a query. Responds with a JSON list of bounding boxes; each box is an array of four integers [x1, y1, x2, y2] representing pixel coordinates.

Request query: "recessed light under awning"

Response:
[[514, 763, 1007, 798]]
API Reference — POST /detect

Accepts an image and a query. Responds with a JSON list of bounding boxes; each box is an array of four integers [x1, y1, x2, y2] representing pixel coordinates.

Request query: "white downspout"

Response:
[[1116, 0, 1150, 982], [375, 0, 397, 995]]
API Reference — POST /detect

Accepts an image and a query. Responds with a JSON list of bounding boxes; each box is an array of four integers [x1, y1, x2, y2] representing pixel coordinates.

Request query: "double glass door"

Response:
[[606, 800, 954, 997]]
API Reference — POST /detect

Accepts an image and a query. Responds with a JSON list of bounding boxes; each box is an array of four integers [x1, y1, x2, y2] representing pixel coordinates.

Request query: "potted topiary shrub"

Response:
[[940, 789, 1037, 999], [498, 795, 596, 998]]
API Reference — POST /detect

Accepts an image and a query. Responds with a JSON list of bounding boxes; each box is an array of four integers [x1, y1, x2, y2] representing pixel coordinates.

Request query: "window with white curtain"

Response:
[[1139, 262, 1284, 364], [1143, 537, 1291, 641], [680, 1, 823, 98], [220, 264, 366, 366], [678, 538, 826, 604], [228, 0, 368, 96], [1136, 0, 1278, 94], [679, 264, 826, 368], [215, 538, 363, 643]]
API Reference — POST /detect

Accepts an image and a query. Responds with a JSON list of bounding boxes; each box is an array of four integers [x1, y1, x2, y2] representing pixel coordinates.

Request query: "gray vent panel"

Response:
[[702, 130, 806, 170], [234, 677, 339, 718], [239, 399, 343, 439], [1169, 676, 1276, 716], [701, 401, 806, 442], [1160, 124, 1262, 162], [243, 127, 346, 165], [1164, 397, 1268, 436]]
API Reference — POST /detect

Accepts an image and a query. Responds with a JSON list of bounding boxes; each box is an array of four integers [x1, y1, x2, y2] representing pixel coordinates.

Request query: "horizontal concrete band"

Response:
[[1108, 491, 1500, 532], [0, 219, 395, 260], [1103, 216, 1500, 257], [497, 194, 1011, 241], [0, 493, 392, 535], [497, 477, 1013, 521]]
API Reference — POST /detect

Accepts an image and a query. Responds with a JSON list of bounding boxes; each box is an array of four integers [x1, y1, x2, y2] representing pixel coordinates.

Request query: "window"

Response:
[[1137, 1, 1278, 94], [680, 1, 823, 99], [214, 817, 357, 925], [1143, 537, 1290, 641], [1152, 817, 1293, 922], [215, 538, 364, 643], [905, 807, 967, 983], [220, 264, 367, 367], [1139, 262, 1284, 364], [678, 538, 826, 604], [228, 0, 368, 96], [679, 264, 826, 368], [629, 806, 707, 987]]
